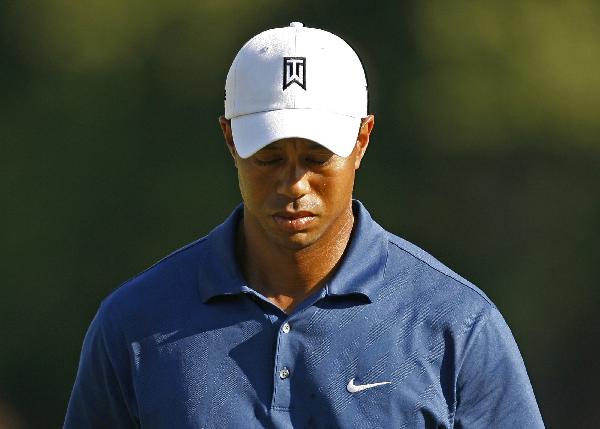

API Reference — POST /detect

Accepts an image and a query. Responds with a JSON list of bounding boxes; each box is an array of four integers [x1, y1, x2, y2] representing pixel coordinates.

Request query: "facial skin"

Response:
[[220, 116, 374, 251], [219, 115, 374, 312]]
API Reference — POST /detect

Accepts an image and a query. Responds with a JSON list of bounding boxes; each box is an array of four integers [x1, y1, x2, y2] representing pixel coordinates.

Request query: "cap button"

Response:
[[289, 22, 304, 28]]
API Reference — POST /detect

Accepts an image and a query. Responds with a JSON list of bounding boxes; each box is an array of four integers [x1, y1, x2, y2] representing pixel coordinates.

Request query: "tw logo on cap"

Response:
[[283, 57, 306, 90]]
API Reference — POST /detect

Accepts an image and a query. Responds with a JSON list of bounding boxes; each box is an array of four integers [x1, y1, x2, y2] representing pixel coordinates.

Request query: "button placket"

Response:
[[279, 367, 290, 379], [272, 317, 295, 409], [278, 323, 291, 380]]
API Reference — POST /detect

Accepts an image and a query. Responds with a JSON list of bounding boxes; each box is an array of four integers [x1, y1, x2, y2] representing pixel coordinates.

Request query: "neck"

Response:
[[237, 203, 355, 313]]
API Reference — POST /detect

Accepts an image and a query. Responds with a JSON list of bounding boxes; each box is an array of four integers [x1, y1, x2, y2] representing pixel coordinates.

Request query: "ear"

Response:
[[218, 116, 238, 165], [354, 115, 374, 170]]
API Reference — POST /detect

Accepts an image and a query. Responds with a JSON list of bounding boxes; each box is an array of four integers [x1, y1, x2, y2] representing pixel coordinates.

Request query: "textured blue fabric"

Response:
[[64, 201, 544, 428]]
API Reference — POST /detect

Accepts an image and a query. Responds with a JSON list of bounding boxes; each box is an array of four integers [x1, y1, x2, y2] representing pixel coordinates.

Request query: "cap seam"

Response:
[[293, 27, 298, 109], [230, 107, 364, 120], [231, 55, 240, 115]]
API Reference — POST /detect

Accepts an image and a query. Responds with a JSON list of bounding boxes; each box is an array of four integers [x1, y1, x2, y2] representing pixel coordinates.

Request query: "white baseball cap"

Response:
[[224, 22, 368, 158]]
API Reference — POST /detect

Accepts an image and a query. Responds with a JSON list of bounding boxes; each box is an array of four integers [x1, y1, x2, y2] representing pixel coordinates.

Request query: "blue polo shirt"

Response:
[[64, 201, 544, 428]]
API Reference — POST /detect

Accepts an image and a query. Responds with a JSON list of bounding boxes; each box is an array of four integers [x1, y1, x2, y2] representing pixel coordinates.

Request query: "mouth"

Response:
[[272, 211, 317, 232]]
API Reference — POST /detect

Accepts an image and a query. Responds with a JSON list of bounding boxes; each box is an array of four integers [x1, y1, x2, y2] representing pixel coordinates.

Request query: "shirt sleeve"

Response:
[[453, 307, 545, 428], [63, 305, 138, 429]]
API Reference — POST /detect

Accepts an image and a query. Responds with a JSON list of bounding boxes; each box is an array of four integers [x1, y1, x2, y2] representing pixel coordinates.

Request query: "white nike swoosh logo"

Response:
[[346, 378, 391, 393]]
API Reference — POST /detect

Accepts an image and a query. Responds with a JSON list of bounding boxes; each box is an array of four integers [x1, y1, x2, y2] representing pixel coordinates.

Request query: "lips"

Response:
[[272, 211, 317, 232]]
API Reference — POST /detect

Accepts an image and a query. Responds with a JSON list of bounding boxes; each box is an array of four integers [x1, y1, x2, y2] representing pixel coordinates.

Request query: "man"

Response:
[[64, 22, 544, 428]]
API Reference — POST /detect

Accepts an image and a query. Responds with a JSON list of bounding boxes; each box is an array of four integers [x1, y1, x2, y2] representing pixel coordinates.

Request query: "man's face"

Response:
[[220, 117, 373, 250]]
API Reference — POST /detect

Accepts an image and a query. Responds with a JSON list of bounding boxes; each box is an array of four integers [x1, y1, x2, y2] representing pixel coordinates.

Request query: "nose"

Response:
[[276, 160, 310, 199]]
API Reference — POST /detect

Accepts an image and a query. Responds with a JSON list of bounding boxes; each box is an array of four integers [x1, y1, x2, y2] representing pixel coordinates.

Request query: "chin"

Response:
[[270, 230, 321, 251]]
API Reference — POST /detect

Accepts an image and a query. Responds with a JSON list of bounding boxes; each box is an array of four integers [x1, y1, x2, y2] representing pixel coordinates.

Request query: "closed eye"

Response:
[[306, 154, 333, 166], [253, 158, 281, 166]]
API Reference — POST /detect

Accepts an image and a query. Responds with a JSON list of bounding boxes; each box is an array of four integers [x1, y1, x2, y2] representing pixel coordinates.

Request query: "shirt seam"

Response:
[[98, 306, 140, 424], [453, 306, 494, 425], [382, 236, 391, 280], [271, 405, 292, 411], [110, 236, 208, 295], [387, 239, 493, 306]]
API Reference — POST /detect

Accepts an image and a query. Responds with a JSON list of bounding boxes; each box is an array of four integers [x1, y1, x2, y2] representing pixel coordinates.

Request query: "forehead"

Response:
[[258, 138, 330, 152]]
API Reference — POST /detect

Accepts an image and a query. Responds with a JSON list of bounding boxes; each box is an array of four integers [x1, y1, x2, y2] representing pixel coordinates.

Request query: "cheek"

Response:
[[237, 169, 254, 205], [237, 167, 270, 206], [314, 169, 356, 204]]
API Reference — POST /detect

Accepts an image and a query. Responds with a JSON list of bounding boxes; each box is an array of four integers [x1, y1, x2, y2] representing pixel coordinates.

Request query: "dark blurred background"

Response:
[[1, 1, 599, 428]]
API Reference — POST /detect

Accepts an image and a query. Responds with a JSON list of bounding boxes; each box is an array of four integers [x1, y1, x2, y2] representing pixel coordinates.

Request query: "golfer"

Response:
[[64, 22, 544, 428]]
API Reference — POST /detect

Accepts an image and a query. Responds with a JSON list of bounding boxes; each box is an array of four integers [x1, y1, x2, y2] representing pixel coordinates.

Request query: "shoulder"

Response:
[[374, 229, 497, 342], [383, 230, 493, 307], [376, 230, 518, 382], [107, 235, 208, 305], [96, 235, 210, 338]]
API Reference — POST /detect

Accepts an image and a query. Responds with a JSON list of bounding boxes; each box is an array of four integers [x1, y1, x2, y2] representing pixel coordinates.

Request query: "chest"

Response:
[[130, 303, 456, 428]]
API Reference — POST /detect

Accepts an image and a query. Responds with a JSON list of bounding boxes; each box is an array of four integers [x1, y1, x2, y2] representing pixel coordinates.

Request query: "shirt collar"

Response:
[[197, 200, 389, 303], [196, 203, 249, 302], [325, 200, 389, 301]]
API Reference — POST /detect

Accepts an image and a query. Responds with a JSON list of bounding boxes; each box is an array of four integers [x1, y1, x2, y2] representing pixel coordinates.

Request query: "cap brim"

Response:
[[230, 109, 361, 159]]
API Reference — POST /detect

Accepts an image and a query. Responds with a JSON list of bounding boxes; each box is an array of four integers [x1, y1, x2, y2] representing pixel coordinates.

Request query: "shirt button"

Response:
[[282, 322, 291, 334], [279, 367, 290, 379]]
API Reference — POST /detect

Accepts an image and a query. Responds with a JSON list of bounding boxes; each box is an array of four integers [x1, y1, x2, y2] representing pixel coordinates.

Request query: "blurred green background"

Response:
[[1, 1, 599, 427]]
